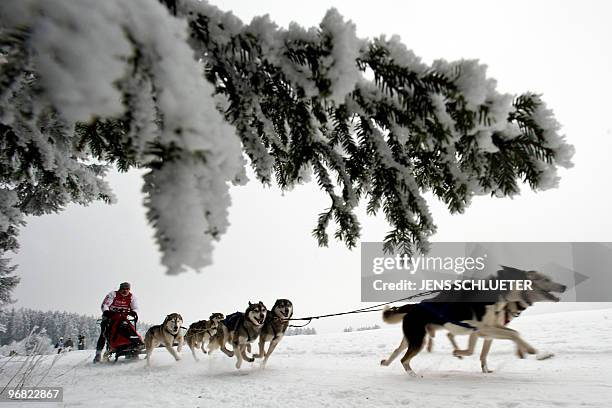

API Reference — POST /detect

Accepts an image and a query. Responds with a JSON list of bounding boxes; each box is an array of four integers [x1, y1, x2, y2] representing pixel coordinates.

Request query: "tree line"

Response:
[[0, 307, 151, 349]]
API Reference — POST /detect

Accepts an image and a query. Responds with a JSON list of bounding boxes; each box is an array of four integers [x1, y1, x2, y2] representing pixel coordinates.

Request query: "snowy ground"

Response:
[[2, 309, 612, 408]]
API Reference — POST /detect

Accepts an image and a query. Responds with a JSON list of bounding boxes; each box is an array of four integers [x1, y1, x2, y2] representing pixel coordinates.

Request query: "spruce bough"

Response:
[[0, 0, 573, 290]]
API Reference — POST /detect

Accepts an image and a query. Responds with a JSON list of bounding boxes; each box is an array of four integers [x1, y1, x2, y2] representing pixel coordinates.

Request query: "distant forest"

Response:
[[0, 307, 320, 351], [0, 308, 151, 349]]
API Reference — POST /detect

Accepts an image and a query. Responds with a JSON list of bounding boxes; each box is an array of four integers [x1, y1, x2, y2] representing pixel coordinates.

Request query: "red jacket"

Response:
[[101, 291, 138, 313]]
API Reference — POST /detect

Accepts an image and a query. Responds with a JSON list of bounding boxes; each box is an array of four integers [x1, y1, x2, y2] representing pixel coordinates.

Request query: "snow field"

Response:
[[1, 309, 611, 407]]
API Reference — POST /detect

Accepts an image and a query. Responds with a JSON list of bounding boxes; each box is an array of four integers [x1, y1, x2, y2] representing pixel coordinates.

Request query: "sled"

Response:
[[102, 312, 145, 363]]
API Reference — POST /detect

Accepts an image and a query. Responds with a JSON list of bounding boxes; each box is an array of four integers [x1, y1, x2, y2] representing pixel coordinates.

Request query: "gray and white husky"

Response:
[[185, 313, 224, 361], [144, 313, 184, 367]]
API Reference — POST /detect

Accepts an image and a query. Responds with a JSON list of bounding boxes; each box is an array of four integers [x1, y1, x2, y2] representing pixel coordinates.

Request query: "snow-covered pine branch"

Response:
[[0, 0, 244, 277], [171, 0, 573, 255], [0, 0, 574, 283]]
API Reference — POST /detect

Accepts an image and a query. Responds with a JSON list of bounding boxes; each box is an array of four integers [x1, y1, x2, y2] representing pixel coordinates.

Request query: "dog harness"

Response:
[[225, 311, 262, 342], [187, 322, 216, 337], [223, 312, 243, 331], [268, 315, 288, 340], [417, 302, 478, 330], [163, 325, 180, 339]]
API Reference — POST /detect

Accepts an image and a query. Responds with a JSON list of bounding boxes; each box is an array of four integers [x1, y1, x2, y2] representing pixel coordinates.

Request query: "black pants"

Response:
[[96, 317, 111, 352]]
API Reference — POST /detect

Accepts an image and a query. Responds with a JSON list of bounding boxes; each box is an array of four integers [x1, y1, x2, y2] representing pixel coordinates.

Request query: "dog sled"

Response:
[[101, 311, 145, 363]]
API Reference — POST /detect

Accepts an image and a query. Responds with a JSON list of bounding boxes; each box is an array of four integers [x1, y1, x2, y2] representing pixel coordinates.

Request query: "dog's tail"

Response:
[[382, 304, 416, 324]]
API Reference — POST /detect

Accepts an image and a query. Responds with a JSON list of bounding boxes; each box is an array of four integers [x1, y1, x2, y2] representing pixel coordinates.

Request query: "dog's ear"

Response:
[[500, 265, 527, 280], [177, 314, 183, 321], [248, 301, 253, 307], [526, 270, 542, 280]]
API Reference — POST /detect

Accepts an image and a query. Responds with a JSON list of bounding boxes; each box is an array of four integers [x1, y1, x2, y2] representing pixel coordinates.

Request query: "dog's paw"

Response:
[[536, 351, 555, 360], [380, 359, 389, 366], [246, 357, 255, 363], [235, 362, 242, 369]]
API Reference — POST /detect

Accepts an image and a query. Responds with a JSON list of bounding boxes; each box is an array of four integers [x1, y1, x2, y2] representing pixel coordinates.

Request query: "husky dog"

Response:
[[451, 301, 531, 373], [144, 313, 184, 367], [426, 300, 529, 372], [209, 302, 267, 369], [253, 299, 293, 367], [381, 268, 566, 376], [185, 313, 224, 361], [430, 270, 566, 372]]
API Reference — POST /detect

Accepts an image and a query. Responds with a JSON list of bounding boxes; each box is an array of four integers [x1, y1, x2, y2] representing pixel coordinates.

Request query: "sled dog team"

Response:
[[143, 267, 566, 376], [144, 299, 293, 369]]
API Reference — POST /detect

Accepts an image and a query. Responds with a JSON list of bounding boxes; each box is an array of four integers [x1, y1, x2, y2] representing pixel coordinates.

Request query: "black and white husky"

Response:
[[381, 268, 566, 376], [208, 301, 267, 369]]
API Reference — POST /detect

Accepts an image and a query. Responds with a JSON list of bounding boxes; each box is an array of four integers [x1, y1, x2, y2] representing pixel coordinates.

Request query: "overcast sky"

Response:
[[11, 0, 612, 333]]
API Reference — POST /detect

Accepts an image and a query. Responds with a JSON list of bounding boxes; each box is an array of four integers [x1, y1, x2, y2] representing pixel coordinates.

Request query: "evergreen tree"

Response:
[[0, 0, 573, 289], [21, 309, 32, 337], [12, 308, 25, 339], [62, 316, 77, 340], [0, 256, 19, 307], [6, 309, 16, 342], [40, 313, 56, 343], [0, 308, 9, 343]]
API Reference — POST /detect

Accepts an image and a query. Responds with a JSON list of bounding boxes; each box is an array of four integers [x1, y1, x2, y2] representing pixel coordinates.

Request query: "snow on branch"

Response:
[[173, 0, 573, 255], [1, 0, 244, 274], [0, 0, 574, 278]]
